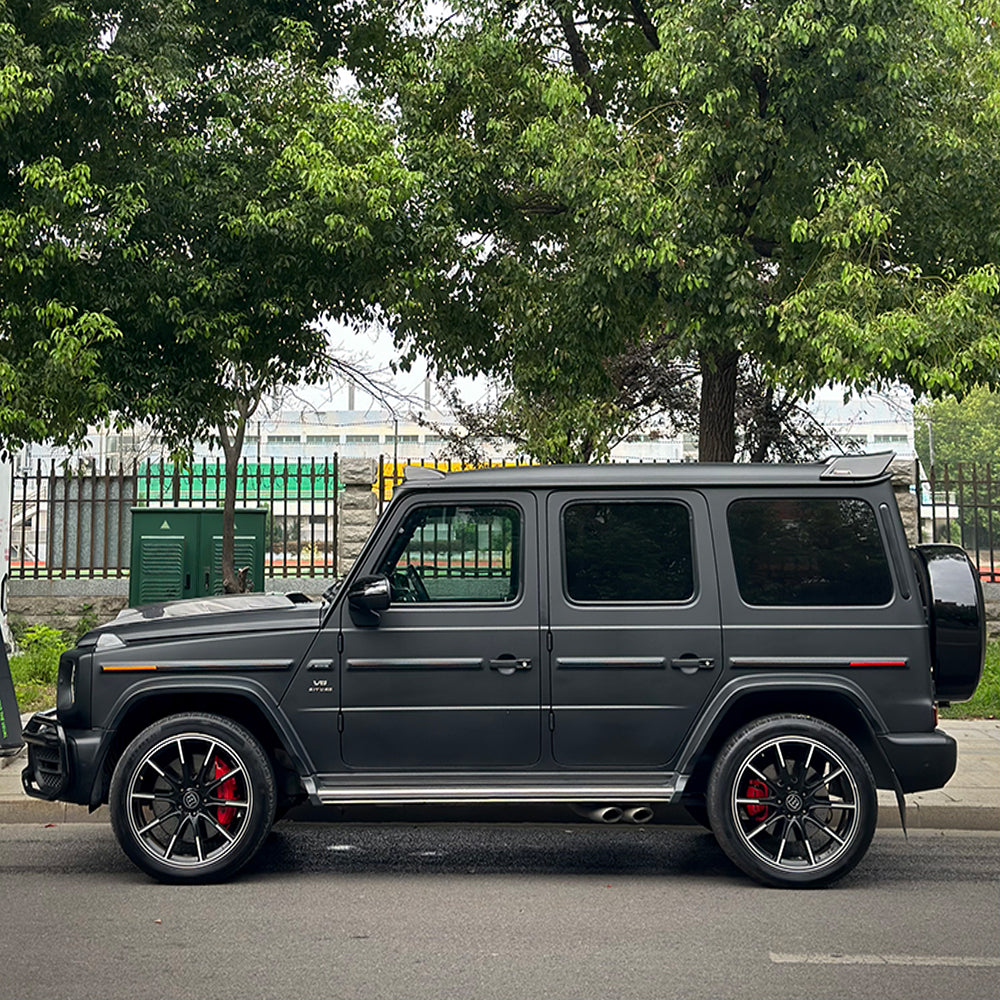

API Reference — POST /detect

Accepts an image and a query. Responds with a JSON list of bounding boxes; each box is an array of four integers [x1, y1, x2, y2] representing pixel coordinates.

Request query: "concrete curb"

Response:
[[875, 797, 1000, 832]]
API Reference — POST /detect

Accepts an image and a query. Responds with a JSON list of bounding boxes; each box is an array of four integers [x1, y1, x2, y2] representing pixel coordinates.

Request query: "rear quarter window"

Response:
[[727, 498, 893, 606]]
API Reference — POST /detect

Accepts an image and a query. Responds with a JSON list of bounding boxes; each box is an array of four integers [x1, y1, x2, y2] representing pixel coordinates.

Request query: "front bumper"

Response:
[[878, 729, 957, 793], [21, 710, 104, 806]]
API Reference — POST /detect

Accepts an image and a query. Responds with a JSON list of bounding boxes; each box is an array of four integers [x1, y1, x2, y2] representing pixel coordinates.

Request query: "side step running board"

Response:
[[307, 774, 682, 806]]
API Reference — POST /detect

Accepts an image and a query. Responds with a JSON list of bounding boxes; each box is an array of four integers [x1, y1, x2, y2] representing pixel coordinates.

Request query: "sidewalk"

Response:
[[1, 716, 996, 829]]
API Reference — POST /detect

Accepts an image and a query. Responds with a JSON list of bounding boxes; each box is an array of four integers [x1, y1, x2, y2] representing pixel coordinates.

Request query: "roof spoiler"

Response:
[[402, 465, 447, 483], [820, 451, 895, 480]]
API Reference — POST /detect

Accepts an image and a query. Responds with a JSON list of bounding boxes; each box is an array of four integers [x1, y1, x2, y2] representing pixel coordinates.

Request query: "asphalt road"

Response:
[[0, 822, 997, 1000]]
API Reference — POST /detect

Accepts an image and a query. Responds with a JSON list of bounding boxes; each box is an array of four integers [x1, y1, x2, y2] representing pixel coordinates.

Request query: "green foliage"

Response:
[[8, 624, 72, 713], [914, 387, 1000, 472], [941, 641, 999, 720], [914, 387, 1000, 555], [381, 0, 999, 460], [1, 3, 421, 460], [2, 1, 996, 470], [74, 604, 99, 642]]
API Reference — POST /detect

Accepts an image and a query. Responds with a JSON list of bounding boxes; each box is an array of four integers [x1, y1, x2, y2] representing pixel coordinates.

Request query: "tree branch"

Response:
[[749, 64, 769, 117], [629, 0, 660, 50], [552, 4, 605, 117]]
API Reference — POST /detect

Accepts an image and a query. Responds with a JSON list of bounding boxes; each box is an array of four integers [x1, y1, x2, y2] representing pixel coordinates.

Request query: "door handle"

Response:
[[670, 656, 715, 672], [489, 656, 532, 675]]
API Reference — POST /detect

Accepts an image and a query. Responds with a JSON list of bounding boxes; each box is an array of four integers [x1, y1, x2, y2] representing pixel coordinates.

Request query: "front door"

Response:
[[339, 493, 541, 769], [547, 491, 723, 767]]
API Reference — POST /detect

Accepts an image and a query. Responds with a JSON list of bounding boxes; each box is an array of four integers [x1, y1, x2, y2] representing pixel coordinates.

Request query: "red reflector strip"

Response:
[[849, 660, 907, 668]]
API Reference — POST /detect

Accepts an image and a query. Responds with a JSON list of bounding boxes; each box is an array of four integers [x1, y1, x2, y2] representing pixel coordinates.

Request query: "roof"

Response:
[[399, 452, 896, 491]]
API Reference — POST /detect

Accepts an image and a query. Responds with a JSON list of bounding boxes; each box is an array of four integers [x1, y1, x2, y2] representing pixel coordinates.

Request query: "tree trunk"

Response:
[[698, 349, 739, 462], [218, 417, 248, 594]]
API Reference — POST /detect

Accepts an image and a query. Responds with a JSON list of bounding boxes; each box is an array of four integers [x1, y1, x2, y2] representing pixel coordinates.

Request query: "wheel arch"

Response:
[[91, 679, 314, 809], [678, 677, 895, 802]]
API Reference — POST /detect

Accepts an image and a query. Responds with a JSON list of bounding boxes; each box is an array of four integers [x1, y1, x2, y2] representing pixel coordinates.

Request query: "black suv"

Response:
[[22, 454, 985, 887]]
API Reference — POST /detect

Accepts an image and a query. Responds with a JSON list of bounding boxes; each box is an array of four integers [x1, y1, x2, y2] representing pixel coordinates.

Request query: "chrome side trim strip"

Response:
[[730, 657, 908, 669], [343, 705, 537, 713], [556, 657, 667, 669], [553, 704, 683, 711], [722, 623, 925, 631], [346, 658, 484, 670], [339, 704, 681, 712], [100, 659, 295, 672]]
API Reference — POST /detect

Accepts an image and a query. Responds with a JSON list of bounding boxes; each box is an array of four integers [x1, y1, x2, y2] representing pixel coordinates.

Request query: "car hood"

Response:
[[80, 593, 325, 646]]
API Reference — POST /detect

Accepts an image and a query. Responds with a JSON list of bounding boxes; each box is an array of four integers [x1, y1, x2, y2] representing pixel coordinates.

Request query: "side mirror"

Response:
[[347, 574, 391, 627]]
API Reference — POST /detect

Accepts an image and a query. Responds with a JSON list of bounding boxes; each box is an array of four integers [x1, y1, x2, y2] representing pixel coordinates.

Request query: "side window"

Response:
[[727, 498, 893, 606], [377, 504, 520, 603], [563, 501, 694, 603]]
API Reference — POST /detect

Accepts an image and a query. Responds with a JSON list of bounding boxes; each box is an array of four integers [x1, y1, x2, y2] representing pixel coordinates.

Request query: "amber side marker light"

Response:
[[101, 665, 158, 672]]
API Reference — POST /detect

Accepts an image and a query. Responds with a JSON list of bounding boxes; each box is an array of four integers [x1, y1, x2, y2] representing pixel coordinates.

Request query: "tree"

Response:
[[375, 0, 998, 461], [1, 4, 420, 590], [101, 42, 420, 591], [914, 387, 1000, 471], [1, 0, 136, 454], [425, 333, 700, 463]]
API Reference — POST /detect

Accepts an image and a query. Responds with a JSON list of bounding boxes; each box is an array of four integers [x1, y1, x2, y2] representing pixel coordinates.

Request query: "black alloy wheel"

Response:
[[110, 713, 276, 883], [707, 714, 877, 888]]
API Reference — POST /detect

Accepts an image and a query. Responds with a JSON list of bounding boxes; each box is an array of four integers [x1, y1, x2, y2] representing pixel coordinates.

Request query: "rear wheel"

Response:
[[707, 715, 877, 888], [110, 713, 276, 883]]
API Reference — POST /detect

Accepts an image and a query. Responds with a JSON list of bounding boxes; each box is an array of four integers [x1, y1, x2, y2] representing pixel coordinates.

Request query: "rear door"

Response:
[[546, 490, 722, 767]]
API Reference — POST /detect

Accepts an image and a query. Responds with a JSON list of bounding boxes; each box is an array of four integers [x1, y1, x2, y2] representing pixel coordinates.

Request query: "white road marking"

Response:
[[770, 952, 1000, 968]]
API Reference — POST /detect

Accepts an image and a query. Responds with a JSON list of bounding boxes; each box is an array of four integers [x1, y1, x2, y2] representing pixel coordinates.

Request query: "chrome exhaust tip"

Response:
[[570, 803, 624, 824]]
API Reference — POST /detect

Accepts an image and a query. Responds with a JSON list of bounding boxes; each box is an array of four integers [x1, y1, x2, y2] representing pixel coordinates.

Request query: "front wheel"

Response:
[[110, 713, 276, 883], [707, 715, 877, 888]]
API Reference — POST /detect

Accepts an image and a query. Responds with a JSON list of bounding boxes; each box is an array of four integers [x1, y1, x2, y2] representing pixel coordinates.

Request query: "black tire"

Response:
[[706, 715, 877, 888], [109, 713, 276, 883]]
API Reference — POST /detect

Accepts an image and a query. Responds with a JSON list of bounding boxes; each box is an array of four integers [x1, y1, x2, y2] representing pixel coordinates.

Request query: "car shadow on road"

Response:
[[248, 821, 741, 882]]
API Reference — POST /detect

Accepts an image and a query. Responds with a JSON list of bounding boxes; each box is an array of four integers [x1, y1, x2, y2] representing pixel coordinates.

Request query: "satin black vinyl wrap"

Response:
[[21, 710, 103, 805], [878, 729, 957, 793]]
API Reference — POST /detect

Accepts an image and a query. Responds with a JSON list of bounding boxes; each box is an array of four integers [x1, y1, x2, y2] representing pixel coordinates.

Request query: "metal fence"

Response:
[[375, 456, 535, 514], [8, 457, 342, 580], [7, 456, 999, 584], [916, 462, 999, 583]]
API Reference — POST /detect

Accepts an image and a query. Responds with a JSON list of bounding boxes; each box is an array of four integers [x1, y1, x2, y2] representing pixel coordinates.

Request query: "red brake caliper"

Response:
[[213, 757, 237, 828], [746, 777, 769, 821]]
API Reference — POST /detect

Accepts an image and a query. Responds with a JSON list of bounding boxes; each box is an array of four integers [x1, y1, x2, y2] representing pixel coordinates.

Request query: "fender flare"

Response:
[[89, 676, 317, 807], [675, 673, 891, 780]]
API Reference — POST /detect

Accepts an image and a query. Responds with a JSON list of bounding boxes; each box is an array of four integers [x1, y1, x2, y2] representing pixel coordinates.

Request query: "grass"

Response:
[[940, 639, 999, 720], [8, 624, 72, 714]]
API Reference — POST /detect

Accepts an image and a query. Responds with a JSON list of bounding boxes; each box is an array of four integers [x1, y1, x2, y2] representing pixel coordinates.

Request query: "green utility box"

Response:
[[129, 507, 267, 607]]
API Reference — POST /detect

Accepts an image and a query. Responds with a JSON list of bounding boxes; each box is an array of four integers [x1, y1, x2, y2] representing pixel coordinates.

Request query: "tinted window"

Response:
[[727, 498, 893, 606], [378, 504, 520, 603], [563, 502, 694, 603]]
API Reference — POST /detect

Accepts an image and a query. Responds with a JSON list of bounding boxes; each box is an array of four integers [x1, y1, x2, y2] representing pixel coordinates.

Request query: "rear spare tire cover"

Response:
[[912, 544, 985, 702]]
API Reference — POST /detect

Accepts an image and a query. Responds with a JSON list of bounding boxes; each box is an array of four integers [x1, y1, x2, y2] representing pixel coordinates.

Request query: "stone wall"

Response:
[[336, 458, 378, 572], [9, 593, 128, 635]]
